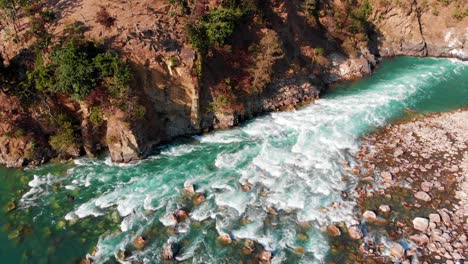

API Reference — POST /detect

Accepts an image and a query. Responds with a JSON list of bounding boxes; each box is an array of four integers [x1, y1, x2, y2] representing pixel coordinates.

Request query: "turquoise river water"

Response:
[[0, 57, 467, 263]]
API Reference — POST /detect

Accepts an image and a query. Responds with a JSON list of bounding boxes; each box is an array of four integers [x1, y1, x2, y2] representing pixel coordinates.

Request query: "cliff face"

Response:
[[0, 0, 466, 167], [368, 0, 467, 59]]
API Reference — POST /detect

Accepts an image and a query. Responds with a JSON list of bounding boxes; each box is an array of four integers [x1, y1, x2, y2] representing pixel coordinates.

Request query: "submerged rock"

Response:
[[242, 240, 255, 255], [5, 202, 15, 212], [429, 213, 441, 223]]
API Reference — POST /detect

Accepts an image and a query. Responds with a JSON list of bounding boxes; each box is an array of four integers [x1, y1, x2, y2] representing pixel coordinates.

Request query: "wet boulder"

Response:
[[184, 183, 195, 196], [193, 193, 206, 205], [327, 225, 341, 237], [133, 236, 146, 250], [175, 209, 189, 222], [218, 233, 232, 245], [258, 250, 272, 264], [162, 243, 179, 261]]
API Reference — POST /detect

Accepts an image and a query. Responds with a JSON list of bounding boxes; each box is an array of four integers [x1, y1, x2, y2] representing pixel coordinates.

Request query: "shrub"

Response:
[[49, 120, 78, 154], [186, 7, 243, 53], [93, 52, 131, 97], [203, 8, 243, 47], [249, 30, 284, 93], [49, 42, 97, 99], [23, 39, 132, 100], [89, 107, 104, 125]]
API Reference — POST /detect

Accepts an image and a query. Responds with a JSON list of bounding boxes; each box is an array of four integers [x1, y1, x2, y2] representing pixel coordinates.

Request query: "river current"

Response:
[[0, 57, 467, 263]]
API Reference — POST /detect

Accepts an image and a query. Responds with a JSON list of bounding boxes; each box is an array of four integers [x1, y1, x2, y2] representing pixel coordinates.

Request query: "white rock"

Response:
[[348, 225, 363, 240], [363, 210, 377, 222], [390, 242, 405, 258], [379, 205, 391, 213], [415, 191, 432, 202], [413, 217, 429, 232], [421, 181, 433, 192], [409, 234, 429, 245], [381, 171, 393, 181], [429, 213, 441, 223]]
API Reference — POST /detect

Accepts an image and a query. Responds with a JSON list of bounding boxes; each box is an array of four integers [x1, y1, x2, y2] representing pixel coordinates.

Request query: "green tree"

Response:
[[49, 42, 97, 99], [93, 52, 131, 97], [203, 8, 243, 47]]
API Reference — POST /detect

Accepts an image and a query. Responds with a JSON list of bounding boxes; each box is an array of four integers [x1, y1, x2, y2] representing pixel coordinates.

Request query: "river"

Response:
[[0, 57, 467, 263]]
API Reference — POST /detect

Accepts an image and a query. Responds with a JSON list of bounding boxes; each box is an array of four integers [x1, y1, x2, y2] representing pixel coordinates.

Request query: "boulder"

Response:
[[184, 183, 195, 195], [327, 225, 341, 237], [421, 181, 433, 192], [363, 211, 377, 222], [381, 171, 393, 181], [162, 243, 177, 261], [415, 191, 431, 202], [175, 210, 189, 222], [409, 234, 429, 245], [412, 217, 429, 232], [193, 193, 206, 205], [379, 205, 391, 213], [429, 213, 441, 223], [390, 242, 405, 258], [218, 233, 232, 245], [348, 225, 363, 240], [133, 236, 146, 250], [258, 250, 272, 264]]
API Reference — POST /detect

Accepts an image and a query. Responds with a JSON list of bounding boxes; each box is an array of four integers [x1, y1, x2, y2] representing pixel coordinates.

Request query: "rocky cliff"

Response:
[[0, 0, 466, 167]]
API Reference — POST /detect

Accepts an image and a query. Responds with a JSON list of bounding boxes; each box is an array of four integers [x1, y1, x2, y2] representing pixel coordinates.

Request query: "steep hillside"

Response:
[[0, 0, 466, 167]]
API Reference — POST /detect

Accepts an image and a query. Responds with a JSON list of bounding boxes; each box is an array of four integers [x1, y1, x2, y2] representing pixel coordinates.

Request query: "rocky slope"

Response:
[[0, 0, 467, 167]]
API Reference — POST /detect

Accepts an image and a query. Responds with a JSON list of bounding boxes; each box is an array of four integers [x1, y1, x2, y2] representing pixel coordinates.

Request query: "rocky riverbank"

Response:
[[333, 110, 467, 263]]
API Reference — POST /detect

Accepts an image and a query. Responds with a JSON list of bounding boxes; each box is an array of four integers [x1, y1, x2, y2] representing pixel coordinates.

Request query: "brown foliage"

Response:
[[248, 29, 284, 93]]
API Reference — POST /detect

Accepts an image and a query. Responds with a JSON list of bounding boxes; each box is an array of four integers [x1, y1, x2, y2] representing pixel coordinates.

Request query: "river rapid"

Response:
[[0, 57, 467, 263]]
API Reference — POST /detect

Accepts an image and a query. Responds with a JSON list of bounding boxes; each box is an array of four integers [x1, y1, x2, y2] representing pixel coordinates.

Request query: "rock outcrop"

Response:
[[369, 0, 467, 60]]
